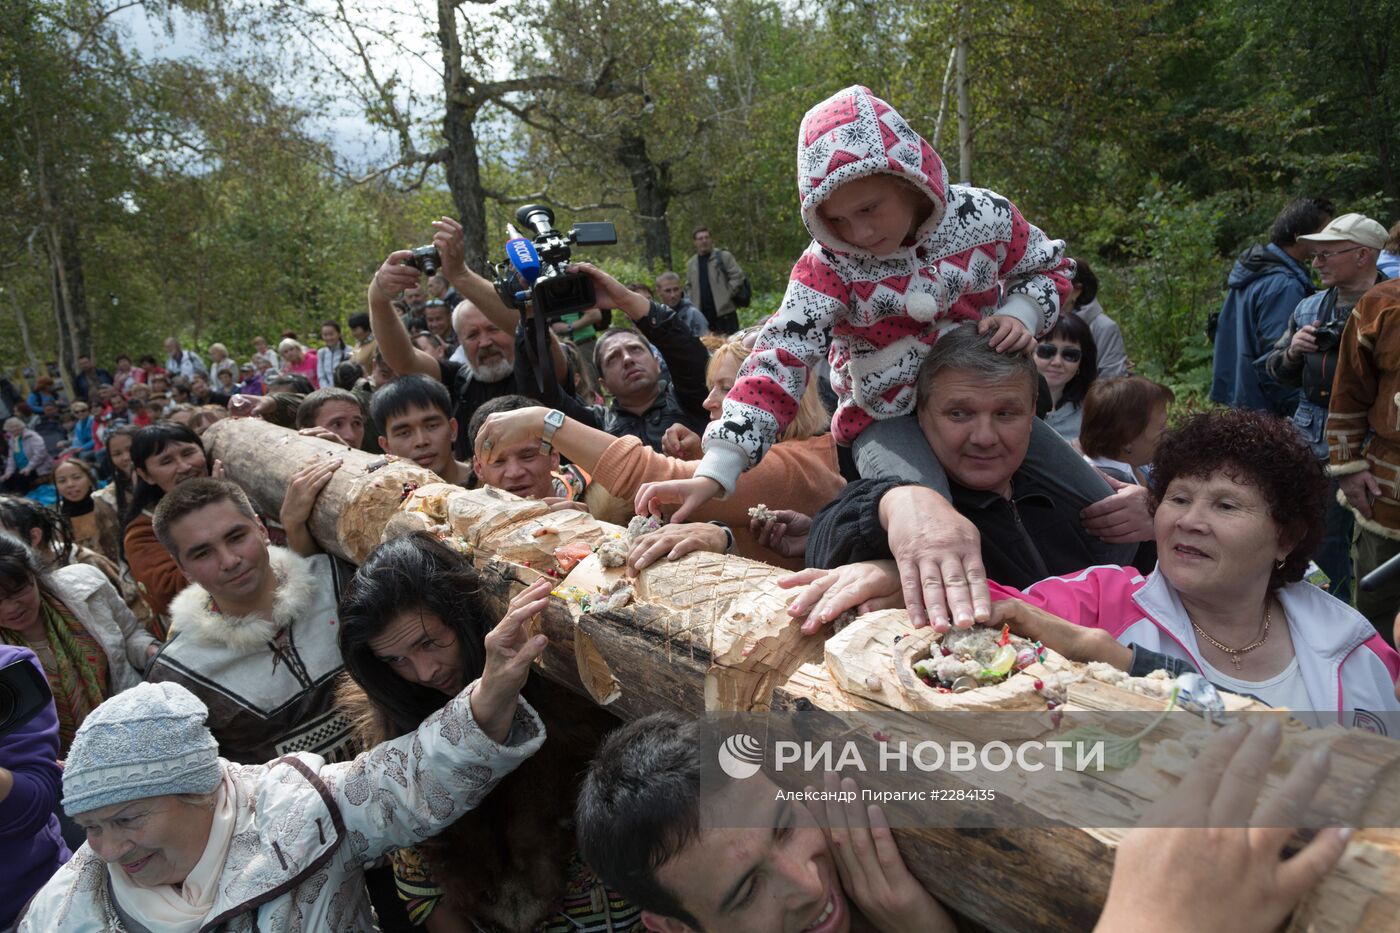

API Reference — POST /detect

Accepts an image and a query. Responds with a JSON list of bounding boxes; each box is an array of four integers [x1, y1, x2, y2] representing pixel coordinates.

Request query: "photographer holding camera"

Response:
[[0, 645, 68, 932], [1263, 212, 1389, 602]]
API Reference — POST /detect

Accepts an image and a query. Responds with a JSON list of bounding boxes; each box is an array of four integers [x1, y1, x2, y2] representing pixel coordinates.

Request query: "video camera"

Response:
[[0, 655, 51, 739], [492, 204, 617, 321]]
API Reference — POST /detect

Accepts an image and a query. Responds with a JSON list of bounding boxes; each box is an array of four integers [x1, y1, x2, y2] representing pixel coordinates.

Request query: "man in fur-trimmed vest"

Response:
[[144, 475, 356, 763], [1327, 275, 1400, 647]]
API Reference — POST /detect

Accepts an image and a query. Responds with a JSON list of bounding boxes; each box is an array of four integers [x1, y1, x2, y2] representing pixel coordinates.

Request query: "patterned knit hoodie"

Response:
[[695, 85, 1072, 494]]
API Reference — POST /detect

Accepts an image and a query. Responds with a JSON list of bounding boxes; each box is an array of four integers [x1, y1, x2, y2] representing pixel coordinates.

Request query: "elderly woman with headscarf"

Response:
[[16, 579, 551, 933], [992, 408, 1400, 726]]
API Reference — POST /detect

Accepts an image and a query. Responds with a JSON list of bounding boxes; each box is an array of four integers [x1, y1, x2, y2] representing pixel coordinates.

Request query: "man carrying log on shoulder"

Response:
[[370, 374, 473, 487], [144, 472, 358, 764], [578, 712, 1349, 933]]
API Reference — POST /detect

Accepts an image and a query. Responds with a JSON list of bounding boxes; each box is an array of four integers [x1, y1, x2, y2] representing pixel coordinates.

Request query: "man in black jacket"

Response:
[[517, 263, 711, 451], [805, 324, 1132, 596]]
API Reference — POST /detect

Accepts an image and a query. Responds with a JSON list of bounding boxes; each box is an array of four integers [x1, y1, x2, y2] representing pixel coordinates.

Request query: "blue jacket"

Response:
[[70, 415, 96, 453], [1210, 242, 1314, 413]]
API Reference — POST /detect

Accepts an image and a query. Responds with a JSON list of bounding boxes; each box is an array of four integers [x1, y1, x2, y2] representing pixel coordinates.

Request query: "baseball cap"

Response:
[[1297, 213, 1388, 250]]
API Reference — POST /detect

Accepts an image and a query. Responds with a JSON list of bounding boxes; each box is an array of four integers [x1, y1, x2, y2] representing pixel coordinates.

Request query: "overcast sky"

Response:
[[114, 2, 439, 169]]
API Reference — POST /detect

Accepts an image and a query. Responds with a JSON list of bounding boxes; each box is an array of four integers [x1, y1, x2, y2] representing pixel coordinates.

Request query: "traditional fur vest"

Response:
[[146, 547, 356, 764]]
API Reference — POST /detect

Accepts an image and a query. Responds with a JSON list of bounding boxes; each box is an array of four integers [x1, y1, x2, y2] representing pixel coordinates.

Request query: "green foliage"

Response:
[[3, 0, 1398, 390], [1104, 182, 1227, 412]]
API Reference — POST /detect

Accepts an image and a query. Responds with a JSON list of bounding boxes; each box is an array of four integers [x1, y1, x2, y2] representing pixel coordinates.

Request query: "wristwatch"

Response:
[[541, 408, 566, 453]]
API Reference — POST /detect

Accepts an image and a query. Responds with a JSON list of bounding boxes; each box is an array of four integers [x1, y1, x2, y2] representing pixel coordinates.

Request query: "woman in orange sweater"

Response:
[[473, 339, 844, 570]]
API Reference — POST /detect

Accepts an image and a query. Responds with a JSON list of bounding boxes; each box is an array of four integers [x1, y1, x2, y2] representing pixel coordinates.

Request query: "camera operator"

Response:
[[369, 218, 580, 461], [0, 646, 68, 932], [1264, 212, 1389, 602], [512, 262, 712, 452]]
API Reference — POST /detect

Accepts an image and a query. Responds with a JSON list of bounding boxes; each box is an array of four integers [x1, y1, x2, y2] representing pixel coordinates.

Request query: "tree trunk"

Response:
[[616, 132, 673, 271], [442, 96, 491, 274], [955, 5, 973, 185], [3, 285, 41, 372], [34, 140, 90, 390], [436, 0, 490, 273]]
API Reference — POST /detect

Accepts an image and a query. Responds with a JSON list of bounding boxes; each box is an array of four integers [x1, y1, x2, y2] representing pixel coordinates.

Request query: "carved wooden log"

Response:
[[206, 419, 1400, 933], [201, 418, 438, 563]]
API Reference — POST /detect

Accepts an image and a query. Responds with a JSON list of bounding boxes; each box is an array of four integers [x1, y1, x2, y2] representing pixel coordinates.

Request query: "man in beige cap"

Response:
[[1264, 212, 1388, 605]]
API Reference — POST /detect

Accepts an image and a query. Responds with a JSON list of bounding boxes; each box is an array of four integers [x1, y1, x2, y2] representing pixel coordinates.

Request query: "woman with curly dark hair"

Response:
[[990, 408, 1400, 723]]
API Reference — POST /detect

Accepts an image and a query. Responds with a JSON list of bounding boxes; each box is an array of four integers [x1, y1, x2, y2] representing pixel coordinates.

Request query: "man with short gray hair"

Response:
[[655, 271, 709, 338], [1263, 212, 1389, 603], [806, 323, 1132, 588]]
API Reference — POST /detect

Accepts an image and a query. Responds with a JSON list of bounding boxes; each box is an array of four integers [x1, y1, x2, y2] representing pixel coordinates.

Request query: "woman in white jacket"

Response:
[[17, 577, 552, 933], [0, 534, 155, 754]]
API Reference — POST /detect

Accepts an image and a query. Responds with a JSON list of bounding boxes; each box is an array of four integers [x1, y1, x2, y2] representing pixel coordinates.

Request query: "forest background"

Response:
[[2, 0, 1397, 407]]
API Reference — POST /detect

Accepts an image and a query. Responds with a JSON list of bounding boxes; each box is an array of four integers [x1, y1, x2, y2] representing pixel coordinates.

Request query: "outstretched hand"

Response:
[[780, 560, 903, 634], [570, 262, 651, 320], [1080, 476, 1154, 543], [751, 508, 811, 560], [816, 772, 956, 933], [1096, 719, 1350, 933], [471, 577, 552, 744], [431, 216, 468, 279], [879, 485, 988, 631], [279, 456, 341, 556], [371, 249, 420, 303], [635, 477, 723, 524], [662, 423, 703, 460]]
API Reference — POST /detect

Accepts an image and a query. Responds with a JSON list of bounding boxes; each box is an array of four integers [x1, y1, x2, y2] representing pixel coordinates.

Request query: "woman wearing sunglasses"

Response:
[[1033, 313, 1099, 441]]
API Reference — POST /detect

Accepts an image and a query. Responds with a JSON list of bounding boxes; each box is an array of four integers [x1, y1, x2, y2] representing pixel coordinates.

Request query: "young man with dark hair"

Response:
[[1211, 196, 1335, 414], [466, 395, 587, 505], [577, 713, 1350, 933], [370, 374, 470, 486], [145, 476, 355, 764], [296, 386, 369, 450], [685, 227, 746, 334]]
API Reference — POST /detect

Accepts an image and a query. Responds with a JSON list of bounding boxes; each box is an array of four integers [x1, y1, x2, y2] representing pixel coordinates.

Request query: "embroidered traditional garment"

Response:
[[1, 595, 109, 751]]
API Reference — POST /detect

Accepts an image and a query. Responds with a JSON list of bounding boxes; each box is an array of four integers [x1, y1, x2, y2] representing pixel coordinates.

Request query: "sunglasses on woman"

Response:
[[1035, 344, 1082, 363]]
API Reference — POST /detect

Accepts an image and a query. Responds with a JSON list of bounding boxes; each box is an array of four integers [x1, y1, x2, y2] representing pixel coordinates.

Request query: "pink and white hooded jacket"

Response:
[[695, 85, 1073, 494], [991, 566, 1400, 731]]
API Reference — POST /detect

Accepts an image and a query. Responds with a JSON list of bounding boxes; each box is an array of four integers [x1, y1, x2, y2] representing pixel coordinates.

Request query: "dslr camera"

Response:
[[492, 204, 617, 321], [0, 655, 51, 739], [1310, 318, 1347, 354]]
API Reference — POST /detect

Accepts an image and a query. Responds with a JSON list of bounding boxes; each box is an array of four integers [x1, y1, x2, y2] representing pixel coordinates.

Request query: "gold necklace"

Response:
[[1191, 604, 1271, 671]]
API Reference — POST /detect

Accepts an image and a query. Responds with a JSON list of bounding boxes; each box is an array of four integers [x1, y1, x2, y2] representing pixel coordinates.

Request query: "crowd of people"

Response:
[[2, 83, 1399, 932]]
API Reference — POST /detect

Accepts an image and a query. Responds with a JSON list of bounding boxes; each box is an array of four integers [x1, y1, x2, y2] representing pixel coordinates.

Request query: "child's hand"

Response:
[[634, 477, 722, 523], [978, 314, 1034, 354]]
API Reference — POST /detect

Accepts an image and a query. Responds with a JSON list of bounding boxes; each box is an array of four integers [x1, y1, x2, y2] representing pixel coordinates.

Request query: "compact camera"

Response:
[[404, 245, 442, 278]]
